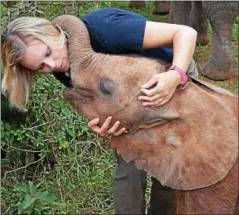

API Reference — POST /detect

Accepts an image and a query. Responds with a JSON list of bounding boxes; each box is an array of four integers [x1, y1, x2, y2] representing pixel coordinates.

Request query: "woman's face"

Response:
[[20, 39, 70, 73]]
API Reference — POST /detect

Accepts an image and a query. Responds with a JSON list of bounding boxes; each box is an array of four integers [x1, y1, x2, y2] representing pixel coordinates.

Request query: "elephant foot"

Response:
[[196, 35, 209, 46], [153, 2, 170, 15], [128, 1, 145, 9], [202, 61, 234, 81], [153, 9, 169, 15]]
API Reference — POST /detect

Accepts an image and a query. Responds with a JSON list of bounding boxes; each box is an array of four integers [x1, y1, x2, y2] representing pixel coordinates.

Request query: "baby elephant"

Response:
[[54, 15, 238, 214]]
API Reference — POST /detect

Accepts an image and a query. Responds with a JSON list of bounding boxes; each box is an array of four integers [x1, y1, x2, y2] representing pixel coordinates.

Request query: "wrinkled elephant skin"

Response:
[[54, 15, 239, 214]]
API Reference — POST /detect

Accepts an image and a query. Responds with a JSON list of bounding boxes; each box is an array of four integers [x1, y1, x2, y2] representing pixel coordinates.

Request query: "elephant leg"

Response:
[[202, 2, 238, 80], [128, 1, 146, 9], [153, 1, 170, 15], [190, 1, 209, 46], [235, 194, 239, 214], [148, 177, 176, 215], [171, 1, 192, 26]]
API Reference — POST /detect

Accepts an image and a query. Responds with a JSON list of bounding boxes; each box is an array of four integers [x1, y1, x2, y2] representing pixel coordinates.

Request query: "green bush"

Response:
[[1, 2, 113, 214]]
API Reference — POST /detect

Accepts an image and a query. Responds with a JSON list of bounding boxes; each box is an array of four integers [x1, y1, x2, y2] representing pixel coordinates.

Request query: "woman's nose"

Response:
[[44, 58, 55, 70]]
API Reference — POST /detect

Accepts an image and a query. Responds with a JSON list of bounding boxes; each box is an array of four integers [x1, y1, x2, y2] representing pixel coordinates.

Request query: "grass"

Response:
[[1, 1, 238, 214]]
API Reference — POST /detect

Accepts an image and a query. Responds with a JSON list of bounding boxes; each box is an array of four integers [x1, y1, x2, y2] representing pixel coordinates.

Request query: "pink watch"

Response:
[[169, 65, 188, 85]]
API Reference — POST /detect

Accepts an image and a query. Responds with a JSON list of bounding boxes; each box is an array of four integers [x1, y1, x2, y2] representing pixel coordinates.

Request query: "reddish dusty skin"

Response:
[[54, 15, 239, 214]]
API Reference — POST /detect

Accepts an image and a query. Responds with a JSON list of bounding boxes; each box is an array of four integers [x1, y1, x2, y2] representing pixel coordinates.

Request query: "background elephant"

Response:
[[129, 1, 170, 15], [171, 1, 238, 81], [54, 15, 238, 214]]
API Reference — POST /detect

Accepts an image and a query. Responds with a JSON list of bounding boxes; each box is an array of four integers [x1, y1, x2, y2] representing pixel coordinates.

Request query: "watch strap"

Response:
[[169, 65, 188, 85]]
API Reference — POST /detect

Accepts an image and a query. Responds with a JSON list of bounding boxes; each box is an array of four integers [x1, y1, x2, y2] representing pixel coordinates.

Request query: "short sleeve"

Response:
[[82, 8, 147, 54]]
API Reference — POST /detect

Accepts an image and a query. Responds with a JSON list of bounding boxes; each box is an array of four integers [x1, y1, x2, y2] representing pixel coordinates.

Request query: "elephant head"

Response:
[[53, 15, 238, 190]]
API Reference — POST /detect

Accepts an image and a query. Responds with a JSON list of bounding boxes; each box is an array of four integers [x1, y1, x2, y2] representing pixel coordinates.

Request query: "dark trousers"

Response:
[[113, 153, 175, 215]]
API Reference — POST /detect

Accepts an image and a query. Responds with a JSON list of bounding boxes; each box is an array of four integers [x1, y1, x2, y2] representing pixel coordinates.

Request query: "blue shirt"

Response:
[[53, 8, 173, 87], [82, 8, 173, 62]]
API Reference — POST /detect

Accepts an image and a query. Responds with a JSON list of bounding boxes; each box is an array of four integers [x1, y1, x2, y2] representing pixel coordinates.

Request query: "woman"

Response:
[[2, 8, 198, 214]]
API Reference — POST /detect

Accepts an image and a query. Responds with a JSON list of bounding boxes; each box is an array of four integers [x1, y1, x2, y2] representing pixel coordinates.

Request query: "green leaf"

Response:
[[35, 191, 58, 203], [4, 123, 11, 131], [15, 183, 30, 194], [66, 182, 75, 191], [17, 202, 24, 214], [36, 9, 44, 14], [36, 181, 43, 189], [28, 181, 37, 196], [22, 194, 36, 209], [55, 166, 61, 173], [1, 131, 5, 138]]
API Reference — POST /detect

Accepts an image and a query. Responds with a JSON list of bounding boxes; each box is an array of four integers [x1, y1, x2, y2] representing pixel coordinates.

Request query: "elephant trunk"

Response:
[[53, 15, 95, 68]]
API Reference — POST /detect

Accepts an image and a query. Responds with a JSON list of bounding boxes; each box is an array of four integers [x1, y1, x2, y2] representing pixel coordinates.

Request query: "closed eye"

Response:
[[45, 47, 51, 57], [38, 47, 51, 71]]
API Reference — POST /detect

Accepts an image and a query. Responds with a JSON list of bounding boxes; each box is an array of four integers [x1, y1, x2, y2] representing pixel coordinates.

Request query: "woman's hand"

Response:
[[88, 116, 127, 138], [138, 70, 181, 107]]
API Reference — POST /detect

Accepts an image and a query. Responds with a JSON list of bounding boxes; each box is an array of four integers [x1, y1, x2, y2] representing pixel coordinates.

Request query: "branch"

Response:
[[3, 156, 45, 181]]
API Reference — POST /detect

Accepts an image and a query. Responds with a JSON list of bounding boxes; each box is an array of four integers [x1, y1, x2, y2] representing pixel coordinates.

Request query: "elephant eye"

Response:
[[99, 78, 115, 97]]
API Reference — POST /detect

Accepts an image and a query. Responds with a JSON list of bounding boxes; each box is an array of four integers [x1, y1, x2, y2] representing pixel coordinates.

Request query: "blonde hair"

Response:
[[1, 17, 66, 111]]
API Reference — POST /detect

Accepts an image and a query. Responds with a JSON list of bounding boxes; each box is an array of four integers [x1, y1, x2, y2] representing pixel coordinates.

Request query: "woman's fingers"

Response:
[[139, 93, 168, 106], [107, 121, 120, 134], [151, 98, 169, 107], [139, 71, 180, 106], [113, 127, 127, 136], [140, 87, 159, 97], [87, 116, 112, 136], [98, 116, 113, 135], [145, 96, 171, 107], [88, 117, 100, 128], [141, 75, 159, 89], [107, 121, 127, 137], [138, 93, 162, 102], [88, 116, 127, 137]]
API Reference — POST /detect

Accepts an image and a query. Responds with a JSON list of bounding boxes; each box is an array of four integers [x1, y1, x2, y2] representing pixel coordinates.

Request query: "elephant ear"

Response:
[[109, 82, 238, 190], [190, 76, 236, 96]]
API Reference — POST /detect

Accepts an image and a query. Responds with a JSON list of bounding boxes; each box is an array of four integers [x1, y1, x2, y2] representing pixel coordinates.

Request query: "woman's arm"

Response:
[[139, 21, 197, 107], [143, 21, 197, 71]]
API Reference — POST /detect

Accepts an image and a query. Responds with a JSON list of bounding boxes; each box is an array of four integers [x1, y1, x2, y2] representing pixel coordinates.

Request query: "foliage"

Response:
[[232, 16, 238, 42], [15, 181, 64, 214], [1, 1, 238, 214], [1, 1, 42, 32]]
